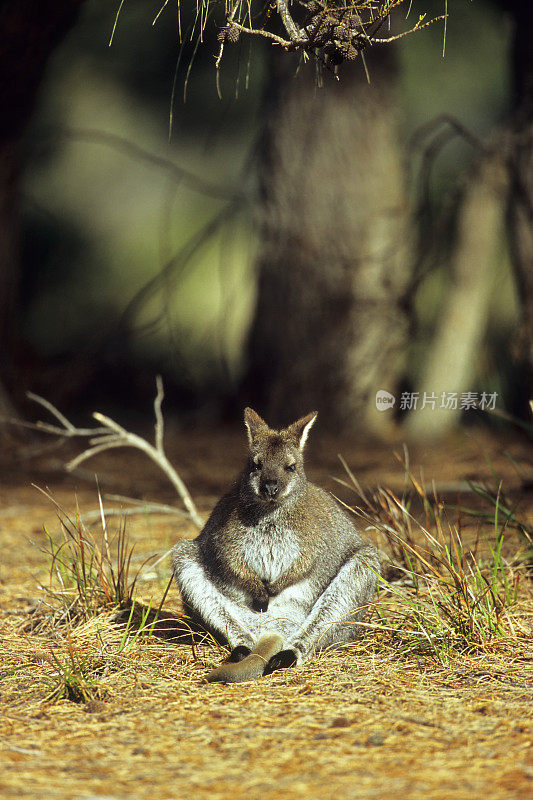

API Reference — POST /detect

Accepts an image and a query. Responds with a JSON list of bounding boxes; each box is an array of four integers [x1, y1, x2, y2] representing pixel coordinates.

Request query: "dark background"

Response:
[[0, 0, 530, 441]]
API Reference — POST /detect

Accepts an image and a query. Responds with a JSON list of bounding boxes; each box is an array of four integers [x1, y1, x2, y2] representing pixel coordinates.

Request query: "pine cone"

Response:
[[324, 44, 343, 65], [345, 44, 358, 61], [226, 24, 240, 43], [305, 1, 324, 14], [333, 24, 349, 42]]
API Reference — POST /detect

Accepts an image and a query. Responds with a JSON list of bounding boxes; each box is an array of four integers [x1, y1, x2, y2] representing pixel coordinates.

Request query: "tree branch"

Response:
[[276, 0, 305, 42], [215, 1, 448, 73], [373, 15, 448, 44], [13, 379, 204, 530]]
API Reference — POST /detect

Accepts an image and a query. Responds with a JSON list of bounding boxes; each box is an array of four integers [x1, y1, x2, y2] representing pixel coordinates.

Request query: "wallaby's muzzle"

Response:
[[260, 479, 280, 500]]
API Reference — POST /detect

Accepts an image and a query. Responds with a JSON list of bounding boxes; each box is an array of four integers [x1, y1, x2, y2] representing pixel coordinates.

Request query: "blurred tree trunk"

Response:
[[244, 51, 412, 434], [0, 1, 83, 426], [0, 139, 19, 412], [508, 1, 533, 396], [407, 148, 508, 439], [409, 2, 533, 440]]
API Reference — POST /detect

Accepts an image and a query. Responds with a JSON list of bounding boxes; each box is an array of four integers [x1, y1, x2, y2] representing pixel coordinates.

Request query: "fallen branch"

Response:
[[80, 503, 189, 525], [13, 377, 204, 530]]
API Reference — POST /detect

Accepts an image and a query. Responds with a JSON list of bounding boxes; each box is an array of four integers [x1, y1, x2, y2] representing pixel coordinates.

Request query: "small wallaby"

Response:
[[172, 408, 380, 683]]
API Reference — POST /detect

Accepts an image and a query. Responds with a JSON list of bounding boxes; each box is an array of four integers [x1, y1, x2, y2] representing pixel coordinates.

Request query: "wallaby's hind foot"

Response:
[[207, 633, 284, 684], [226, 645, 252, 663], [263, 648, 298, 676]]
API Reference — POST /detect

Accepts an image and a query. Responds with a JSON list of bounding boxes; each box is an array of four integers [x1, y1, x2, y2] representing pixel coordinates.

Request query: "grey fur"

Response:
[[172, 408, 380, 680]]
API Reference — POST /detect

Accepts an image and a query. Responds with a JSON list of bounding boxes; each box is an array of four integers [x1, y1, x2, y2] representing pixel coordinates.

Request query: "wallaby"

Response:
[[172, 408, 380, 683]]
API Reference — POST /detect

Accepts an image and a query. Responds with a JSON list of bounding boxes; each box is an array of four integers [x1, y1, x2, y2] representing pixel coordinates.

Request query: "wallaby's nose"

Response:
[[261, 480, 280, 500]]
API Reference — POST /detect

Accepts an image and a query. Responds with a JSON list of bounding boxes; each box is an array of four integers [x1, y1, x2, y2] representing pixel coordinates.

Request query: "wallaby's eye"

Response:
[[252, 457, 262, 471], [285, 463, 296, 472]]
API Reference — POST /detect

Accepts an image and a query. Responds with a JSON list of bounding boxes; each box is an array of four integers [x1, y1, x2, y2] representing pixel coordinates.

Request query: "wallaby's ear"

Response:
[[244, 407, 268, 447], [286, 411, 318, 451]]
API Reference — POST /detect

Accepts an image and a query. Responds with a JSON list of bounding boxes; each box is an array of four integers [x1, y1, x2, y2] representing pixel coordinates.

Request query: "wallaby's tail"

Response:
[[207, 633, 284, 684]]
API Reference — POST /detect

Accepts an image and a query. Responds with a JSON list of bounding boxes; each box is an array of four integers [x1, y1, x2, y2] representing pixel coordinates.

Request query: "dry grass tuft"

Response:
[[25, 489, 160, 633], [336, 455, 532, 665]]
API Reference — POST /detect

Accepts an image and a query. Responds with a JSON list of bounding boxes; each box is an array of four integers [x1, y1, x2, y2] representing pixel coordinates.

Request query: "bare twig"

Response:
[[373, 14, 447, 44], [80, 493, 191, 525], [276, 0, 304, 42], [21, 380, 204, 530], [215, 1, 447, 73], [26, 392, 75, 432], [409, 113, 486, 155], [67, 441, 126, 468], [80, 505, 188, 524], [216, 2, 240, 70], [154, 375, 165, 455], [80, 417, 202, 529], [57, 128, 237, 202], [20, 393, 107, 438], [229, 22, 294, 48]]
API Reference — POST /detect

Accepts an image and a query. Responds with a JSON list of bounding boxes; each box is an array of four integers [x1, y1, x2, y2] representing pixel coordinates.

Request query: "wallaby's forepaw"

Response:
[[251, 596, 269, 612], [227, 645, 252, 663], [263, 648, 298, 675]]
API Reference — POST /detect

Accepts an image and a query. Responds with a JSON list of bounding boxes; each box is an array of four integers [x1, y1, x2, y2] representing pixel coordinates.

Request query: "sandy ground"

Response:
[[0, 425, 532, 799]]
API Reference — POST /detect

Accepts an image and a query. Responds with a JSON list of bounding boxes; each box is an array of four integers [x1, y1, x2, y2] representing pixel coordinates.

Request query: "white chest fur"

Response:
[[240, 522, 300, 583]]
